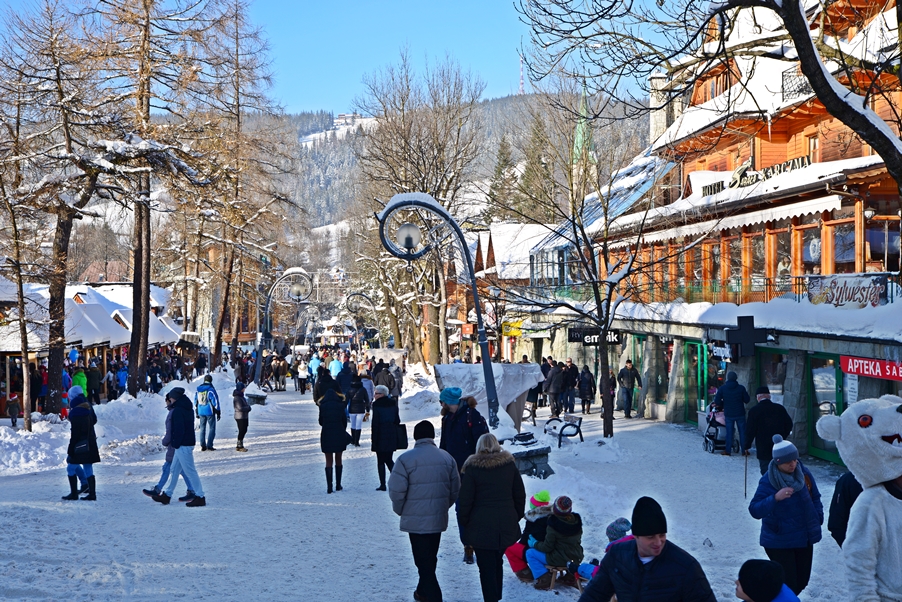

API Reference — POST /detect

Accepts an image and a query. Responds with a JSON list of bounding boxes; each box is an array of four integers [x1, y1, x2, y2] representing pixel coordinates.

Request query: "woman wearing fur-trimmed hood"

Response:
[[458, 433, 526, 602]]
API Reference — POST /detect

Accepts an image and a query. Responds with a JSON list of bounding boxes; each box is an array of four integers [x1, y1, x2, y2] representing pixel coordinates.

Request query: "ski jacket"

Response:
[[328, 359, 343, 378], [389, 439, 460, 534], [518, 505, 553, 546], [533, 513, 584, 567], [713, 379, 751, 418], [67, 397, 100, 465], [166, 393, 196, 450], [232, 390, 251, 420], [194, 383, 220, 417]]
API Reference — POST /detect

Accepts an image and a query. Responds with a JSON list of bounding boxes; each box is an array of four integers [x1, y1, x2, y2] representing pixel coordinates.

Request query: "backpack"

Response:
[[466, 407, 489, 445]]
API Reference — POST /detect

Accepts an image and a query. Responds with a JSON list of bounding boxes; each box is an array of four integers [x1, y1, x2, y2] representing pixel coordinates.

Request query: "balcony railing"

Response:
[[782, 67, 814, 102]]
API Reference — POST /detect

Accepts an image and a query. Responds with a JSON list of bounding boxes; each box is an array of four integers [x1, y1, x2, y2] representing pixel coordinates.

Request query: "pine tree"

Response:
[[517, 115, 557, 222], [485, 135, 519, 222]]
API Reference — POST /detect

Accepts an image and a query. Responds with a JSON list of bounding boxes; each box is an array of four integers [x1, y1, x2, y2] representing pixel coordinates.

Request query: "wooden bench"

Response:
[[523, 400, 537, 426], [544, 414, 584, 448], [545, 565, 584, 592]]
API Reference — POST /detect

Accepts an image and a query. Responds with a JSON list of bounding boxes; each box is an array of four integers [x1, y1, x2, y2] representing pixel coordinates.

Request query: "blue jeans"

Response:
[[525, 548, 549, 578], [198, 414, 216, 448], [725, 415, 746, 455], [155, 460, 195, 492], [623, 388, 634, 416], [566, 389, 576, 413], [165, 446, 204, 498], [67, 462, 93, 478]]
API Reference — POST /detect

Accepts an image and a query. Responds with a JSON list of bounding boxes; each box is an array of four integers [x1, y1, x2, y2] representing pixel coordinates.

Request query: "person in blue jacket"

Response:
[[735, 559, 800, 602], [116, 363, 129, 396], [748, 435, 822, 596], [194, 375, 221, 451], [713, 371, 751, 456]]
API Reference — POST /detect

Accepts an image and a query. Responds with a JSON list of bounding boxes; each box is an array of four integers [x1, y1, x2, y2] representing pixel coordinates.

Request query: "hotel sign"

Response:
[[841, 355, 902, 382], [701, 156, 811, 197], [806, 274, 888, 308]]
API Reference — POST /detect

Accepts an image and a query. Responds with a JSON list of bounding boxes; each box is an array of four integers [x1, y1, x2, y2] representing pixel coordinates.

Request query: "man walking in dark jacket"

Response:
[[617, 360, 642, 419], [744, 385, 793, 473], [389, 420, 460, 602], [152, 387, 206, 507], [713, 371, 751, 456], [563, 358, 579, 414], [579, 496, 716, 602]]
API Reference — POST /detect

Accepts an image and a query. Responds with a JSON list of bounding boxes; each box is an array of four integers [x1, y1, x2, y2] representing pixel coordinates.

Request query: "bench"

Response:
[[545, 565, 584, 592], [544, 414, 584, 448], [523, 400, 537, 427]]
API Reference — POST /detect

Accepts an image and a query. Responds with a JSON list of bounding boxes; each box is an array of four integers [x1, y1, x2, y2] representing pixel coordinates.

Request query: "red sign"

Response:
[[841, 355, 902, 382], [461, 324, 475, 335]]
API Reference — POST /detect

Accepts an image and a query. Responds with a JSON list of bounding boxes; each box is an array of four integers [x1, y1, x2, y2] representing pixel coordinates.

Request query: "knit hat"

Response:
[[727, 371, 738, 381], [439, 387, 462, 406], [552, 495, 572, 516], [755, 385, 770, 396], [7, 393, 17, 401], [605, 517, 632, 542], [204, 374, 213, 383], [738, 559, 784, 602], [631, 496, 667, 536], [529, 490, 551, 509], [413, 420, 435, 440], [67, 385, 84, 400], [167, 387, 186, 400], [771, 435, 799, 465], [234, 381, 246, 391]]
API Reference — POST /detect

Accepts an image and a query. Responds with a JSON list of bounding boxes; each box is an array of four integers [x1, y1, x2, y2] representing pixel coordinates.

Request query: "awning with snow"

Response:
[[531, 148, 676, 252]]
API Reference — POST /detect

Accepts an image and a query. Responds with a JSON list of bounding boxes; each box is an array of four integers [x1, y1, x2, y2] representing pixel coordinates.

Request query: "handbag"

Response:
[[395, 423, 409, 450], [73, 439, 90, 455]]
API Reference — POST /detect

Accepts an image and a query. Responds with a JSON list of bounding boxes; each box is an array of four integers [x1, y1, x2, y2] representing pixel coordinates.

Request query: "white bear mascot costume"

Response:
[[816, 395, 902, 602]]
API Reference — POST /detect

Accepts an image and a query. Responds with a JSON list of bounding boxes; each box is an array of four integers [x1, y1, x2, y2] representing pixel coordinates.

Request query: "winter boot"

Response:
[[463, 545, 475, 564], [79, 480, 90, 494], [516, 567, 534, 583], [152, 491, 171, 505], [80, 476, 96, 501], [178, 491, 196, 503], [236, 440, 247, 452], [335, 465, 343, 491], [534, 572, 553, 591], [353, 429, 361, 446], [585, 403, 591, 414], [326, 466, 333, 494], [142, 486, 161, 498], [186, 496, 206, 507], [62, 475, 79, 500]]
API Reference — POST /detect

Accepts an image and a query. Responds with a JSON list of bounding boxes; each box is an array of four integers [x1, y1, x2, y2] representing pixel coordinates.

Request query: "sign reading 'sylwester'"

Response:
[[806, 274, 888, 308]]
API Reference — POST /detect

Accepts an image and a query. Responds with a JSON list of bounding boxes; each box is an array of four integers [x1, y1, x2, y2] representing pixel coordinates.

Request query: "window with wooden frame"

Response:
[[807, 135, 820, 162]]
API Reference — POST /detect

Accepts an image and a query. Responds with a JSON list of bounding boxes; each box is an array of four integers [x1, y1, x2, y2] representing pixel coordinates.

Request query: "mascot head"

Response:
[[816, 395, 902, 488]]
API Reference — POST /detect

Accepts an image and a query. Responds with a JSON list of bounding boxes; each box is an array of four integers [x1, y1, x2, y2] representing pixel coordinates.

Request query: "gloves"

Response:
[[528, 535, 537, 548], [363, 412, 369, 422], [215, 410, 221, 421], [195, 413, 200, 420]]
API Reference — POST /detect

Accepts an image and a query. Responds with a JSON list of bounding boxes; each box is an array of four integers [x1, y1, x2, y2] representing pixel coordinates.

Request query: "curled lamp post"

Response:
[[254, 267, 313, 386], [375, 192, 500, 428], [346, 292, 377, 350]]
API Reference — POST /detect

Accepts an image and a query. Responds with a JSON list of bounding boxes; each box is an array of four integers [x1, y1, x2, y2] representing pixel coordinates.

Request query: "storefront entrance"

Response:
[[808, 353, 843, 463]]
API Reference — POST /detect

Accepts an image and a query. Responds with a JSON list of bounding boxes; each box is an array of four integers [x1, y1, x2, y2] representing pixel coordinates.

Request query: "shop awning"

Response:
[[611, 195, 844, 248]]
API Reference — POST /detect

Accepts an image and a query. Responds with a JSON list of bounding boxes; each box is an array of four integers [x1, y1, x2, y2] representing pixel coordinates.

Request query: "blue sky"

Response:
[[3, 0, 531, 114], [251, 0, 531, 113]]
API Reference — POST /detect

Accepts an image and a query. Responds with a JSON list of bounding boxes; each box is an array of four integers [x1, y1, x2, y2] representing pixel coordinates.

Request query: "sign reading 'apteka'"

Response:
[[841, 355, 902, 382]]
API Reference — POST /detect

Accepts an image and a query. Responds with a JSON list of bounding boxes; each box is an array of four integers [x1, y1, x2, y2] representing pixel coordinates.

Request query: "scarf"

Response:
[[767, 460, 805, 493]]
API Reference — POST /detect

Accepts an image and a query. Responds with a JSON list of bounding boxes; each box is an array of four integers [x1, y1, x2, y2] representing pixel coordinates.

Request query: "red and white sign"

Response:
[[841, 355, 902, 382]]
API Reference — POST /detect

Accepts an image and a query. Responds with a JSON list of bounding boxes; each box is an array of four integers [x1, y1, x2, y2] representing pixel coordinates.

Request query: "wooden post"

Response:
[[741, 227, 752, 303], [791, 217, 802, 276], [822, 211, 834, 274], [854, 197, 865, 273]]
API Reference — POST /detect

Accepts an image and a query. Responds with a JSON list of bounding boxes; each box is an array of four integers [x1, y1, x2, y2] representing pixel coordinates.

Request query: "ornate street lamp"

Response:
[[375, 192, 501, 428], [254, 267, 313, 385]]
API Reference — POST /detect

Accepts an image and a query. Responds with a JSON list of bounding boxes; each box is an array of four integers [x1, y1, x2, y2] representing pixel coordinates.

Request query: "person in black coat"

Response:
[[370, 385, 400, 490], [319, 388, 350, 493], [579, 496, 716, 602], [153, 387, 207, 506], [827, 471, 863, 548], [617, 359, 642, 418], [458, 433, 526, 602], [373, 365, 395, 392], [313, 368, 338, 405], [347, 374, 370, 447], [233, 381, 251, 452], [578, 365, 596, 415], [336, 364, 354, 399], [543, 363, 565, 417], [713, 371, 751, 456], [62, 386, 100, 501], [745, 386, 794, 473]]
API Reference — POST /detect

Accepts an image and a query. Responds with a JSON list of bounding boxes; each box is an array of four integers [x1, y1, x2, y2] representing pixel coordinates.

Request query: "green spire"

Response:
[[572, 82, 596, 166]]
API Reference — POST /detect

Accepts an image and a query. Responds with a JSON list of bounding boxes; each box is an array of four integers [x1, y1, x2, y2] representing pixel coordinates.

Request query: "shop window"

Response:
[[834, 223, 856, 273], [751, 234, 765, 288], [758, 351, 788, 404], [802, 227, 821, 274], [710, 243, 721, 283], [866, 222, 901, 272], [807, 135, 819, 162]]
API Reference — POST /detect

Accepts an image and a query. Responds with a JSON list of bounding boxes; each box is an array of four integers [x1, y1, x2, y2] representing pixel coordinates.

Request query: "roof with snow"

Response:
[[477, 224, 552, 280]]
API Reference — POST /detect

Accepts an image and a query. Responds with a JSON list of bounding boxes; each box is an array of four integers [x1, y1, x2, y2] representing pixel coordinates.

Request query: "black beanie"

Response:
[[413, 420, 435, 440], [631, 496, 667, 536], [755, 385, 770, 396], [739, 559, 784, 602]]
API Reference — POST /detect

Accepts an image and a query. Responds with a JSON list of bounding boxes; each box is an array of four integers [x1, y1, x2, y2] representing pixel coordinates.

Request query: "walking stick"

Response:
[[744, 452, 748, 499]]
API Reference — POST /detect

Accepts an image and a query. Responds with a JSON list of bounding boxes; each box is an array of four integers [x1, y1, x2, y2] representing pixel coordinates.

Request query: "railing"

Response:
[[782, 66, 814, 102]]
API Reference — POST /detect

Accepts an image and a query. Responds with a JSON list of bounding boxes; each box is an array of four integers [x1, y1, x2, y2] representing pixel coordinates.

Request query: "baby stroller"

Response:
[[702, 406, 739, 454]]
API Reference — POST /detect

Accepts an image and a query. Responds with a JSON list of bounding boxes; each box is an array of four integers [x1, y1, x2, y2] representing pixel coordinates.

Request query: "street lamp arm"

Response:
[[253, 270, 313, 386]]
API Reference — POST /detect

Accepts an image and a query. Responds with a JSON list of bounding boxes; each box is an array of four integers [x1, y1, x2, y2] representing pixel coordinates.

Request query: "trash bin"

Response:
[[246, 393, 267, 406]]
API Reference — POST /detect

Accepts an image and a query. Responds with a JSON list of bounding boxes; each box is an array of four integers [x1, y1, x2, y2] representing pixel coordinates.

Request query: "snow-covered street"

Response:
[[1, 381, 848, 601]]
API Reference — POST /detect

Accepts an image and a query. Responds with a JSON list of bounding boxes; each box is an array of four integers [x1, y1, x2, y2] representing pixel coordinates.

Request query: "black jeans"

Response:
[[473, 548, 504, 602], [409, 533, 442, 602], [235, 418, 248, 442], [765, 545, 813, 595], [758, 457, 770, 475], [376, 451, 394, 486]]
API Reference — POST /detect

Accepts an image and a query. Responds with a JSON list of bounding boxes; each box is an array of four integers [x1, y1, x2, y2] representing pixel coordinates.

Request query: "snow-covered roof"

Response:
[[67, 301, 131, 347], [479, 224, 551, 280], [86, 284, 170, 311], [0, 275, 17, 303], [532, 148, 676, 252], [111, 309, 179, 346]]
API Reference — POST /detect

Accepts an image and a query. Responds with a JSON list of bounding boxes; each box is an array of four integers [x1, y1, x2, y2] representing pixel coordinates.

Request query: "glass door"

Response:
[[808, 353, 843, 462], [684, 341, 707, 423]]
